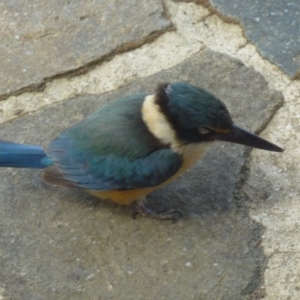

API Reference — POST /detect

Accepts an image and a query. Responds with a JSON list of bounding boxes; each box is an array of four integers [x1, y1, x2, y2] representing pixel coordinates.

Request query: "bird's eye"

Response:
[[198, 127, 211, 135]]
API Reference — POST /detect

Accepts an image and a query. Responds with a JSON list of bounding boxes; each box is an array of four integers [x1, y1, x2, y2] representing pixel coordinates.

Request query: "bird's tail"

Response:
[[0, 140, 53, 169]]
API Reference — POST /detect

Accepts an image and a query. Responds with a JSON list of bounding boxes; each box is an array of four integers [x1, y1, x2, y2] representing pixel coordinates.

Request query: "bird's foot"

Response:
[[130, 202, 182, 222]]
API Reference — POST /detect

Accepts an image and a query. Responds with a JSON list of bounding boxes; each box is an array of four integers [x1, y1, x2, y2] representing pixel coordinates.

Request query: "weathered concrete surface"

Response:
[[209, 0, 300, 288], [165, 0, 300, 103], [0, 0, 170, 98], [174, 0, 300, 78], [243, 99, 300, 299], [0, 30, 204, 124], [3, 0, 298, 126], [166, 1, 300, 299], [0, 50, 283, 299], [1, 0, 298, 299]]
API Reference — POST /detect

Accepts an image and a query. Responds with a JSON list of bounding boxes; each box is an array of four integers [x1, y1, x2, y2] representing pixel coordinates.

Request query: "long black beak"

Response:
[[215, 124, 284, 152]]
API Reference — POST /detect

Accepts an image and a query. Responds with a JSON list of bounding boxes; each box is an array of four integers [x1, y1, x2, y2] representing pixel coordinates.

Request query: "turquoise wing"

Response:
[[46, 94, 183, 190]]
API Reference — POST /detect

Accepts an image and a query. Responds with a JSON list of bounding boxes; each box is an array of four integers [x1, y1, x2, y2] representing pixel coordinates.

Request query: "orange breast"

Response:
[[89, 187, 158, 205]]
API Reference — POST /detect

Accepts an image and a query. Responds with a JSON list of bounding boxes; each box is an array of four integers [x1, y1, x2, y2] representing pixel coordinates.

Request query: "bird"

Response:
[[0, 82, 283, 220]]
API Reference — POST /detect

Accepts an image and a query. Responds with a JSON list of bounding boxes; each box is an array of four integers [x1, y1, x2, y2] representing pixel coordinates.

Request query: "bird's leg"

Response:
[[130, 198, 182, 222]]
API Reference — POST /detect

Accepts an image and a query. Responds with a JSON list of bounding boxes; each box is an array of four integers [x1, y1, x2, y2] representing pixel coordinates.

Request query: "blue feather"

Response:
[[44, 93, 184, 190], [0, 140, 53, 169], [47, 136, 182, 190]]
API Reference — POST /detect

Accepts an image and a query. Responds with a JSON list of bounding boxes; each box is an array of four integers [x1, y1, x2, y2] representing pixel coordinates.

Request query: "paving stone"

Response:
[[243, 96, 300, 299], [174, 0, 300, 78], [0, 0, 170, 98], [264, 253, 300, 299], [0, 49, 282, 299]]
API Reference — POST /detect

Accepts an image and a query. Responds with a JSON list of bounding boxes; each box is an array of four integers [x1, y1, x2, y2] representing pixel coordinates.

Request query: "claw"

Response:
[[130, 202, 182, 222]]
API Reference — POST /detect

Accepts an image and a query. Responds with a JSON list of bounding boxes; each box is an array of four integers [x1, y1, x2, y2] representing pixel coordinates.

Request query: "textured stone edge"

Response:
[[0, 21, 174, 102]]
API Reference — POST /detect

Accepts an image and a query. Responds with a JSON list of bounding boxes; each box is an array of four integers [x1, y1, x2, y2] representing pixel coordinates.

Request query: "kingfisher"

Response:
[[0, 82, 283, 220]]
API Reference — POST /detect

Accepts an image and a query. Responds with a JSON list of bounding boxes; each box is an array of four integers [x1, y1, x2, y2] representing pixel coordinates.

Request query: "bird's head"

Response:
[[155, 82, 283, 152]]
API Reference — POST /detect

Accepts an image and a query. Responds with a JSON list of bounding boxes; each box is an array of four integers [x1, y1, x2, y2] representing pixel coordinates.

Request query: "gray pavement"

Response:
[[177, 0, 300, 78], [0, 0, 299, 299], [0, 0, 170, 98], [210, 0, 300, 78]]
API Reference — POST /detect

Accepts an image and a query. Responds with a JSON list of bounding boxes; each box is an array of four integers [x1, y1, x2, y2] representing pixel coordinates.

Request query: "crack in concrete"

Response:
[[0, 2, 296, 299], [232, 163, 267, 298], [268, 251, 300, 258], [175, 0, 300, 79], [1, 0, 294, 128], [0, 25, 175, 102], [174, 0, 240, 24], [0, 28, 204, 124]]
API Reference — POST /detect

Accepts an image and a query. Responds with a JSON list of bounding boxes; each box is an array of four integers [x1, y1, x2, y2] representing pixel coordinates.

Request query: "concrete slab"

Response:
[[243, 99, 300, 299], [174, 0, 300, 78], [0, 49, 282, 299], [0, 0, 170, 98], [166, 1, 300, 298]]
